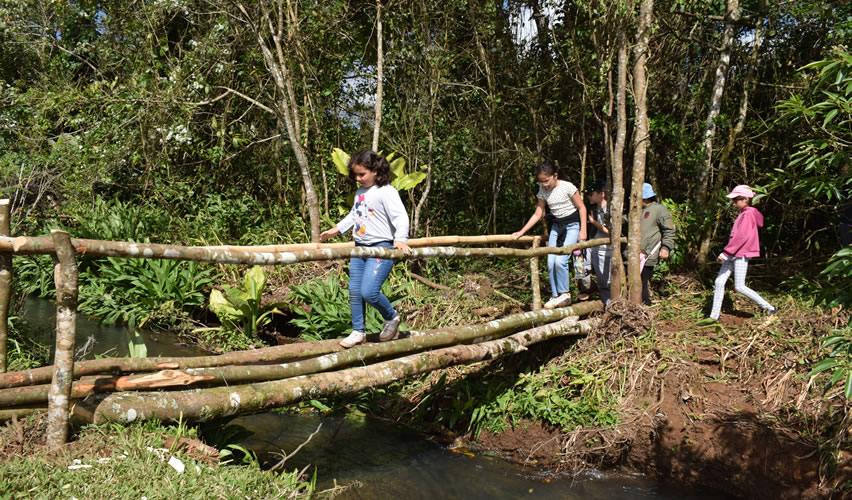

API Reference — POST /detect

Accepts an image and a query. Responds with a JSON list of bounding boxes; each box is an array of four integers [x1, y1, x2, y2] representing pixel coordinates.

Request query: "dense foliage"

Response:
[[0, 1, 848, 252]]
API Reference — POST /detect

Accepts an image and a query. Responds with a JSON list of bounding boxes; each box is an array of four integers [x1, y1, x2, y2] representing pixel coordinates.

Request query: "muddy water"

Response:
[[23, 297, 728, 499]]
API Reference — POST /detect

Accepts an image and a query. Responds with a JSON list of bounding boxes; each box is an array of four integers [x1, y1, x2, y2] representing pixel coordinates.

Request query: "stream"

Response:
[[22, 297, 730, 499]]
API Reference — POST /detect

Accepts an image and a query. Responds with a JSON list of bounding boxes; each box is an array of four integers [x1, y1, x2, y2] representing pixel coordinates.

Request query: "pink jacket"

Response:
[[723, 206, 763, 258]]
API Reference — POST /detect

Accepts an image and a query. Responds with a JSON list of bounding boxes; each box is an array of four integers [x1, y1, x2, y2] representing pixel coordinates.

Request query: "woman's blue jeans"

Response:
[[547, 222, 580, 296], [349, 241, 397, 331]]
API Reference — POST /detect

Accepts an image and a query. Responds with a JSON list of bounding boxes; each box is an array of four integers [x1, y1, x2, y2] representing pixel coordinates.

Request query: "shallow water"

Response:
[[22, 297, 729, 499], [232, 412, 730, 499], [21, 296, 208, 360]]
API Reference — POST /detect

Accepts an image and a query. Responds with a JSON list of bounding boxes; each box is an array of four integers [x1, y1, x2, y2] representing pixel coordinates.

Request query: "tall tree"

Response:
[[693, 0, 739, 265], [234, 0, 322, 242], [372, 0, 384, 152], [626, 0, 653, 304]]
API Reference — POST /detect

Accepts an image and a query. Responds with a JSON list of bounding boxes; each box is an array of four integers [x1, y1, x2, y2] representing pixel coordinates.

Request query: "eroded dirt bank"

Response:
[[476, 300, 852, 499]]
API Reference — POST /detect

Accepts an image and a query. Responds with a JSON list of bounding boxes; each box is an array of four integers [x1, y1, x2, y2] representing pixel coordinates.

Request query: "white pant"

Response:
[[709, 257, 773, 320], [590, 245, 611, 304]]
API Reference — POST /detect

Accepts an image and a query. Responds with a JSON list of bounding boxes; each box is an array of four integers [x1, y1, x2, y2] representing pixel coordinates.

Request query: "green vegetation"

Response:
[[196, 266, 287, 347], [0, 418, 315, 499], [411, 358, 619, 438], [288, 270, 410, 341]]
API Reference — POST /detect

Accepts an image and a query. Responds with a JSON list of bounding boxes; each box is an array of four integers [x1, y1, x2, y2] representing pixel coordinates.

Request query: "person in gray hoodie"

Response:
[[637, 183, 676, 305]]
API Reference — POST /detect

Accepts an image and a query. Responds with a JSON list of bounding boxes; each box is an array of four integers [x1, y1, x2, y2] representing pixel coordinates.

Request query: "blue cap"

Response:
[[642, 183, 656, 199]]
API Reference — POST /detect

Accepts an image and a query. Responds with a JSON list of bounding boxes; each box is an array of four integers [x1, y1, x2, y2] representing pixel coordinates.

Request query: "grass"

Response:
[[0, 417, 316, 499]]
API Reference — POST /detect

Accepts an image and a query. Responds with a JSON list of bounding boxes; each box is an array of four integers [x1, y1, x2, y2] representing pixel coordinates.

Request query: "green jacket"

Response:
[[639, 202, 676, 267]]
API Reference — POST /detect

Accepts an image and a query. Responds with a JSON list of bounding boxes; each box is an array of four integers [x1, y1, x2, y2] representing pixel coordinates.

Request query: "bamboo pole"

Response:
[[46, 230, 78, 447], [88, 316, 600, 424], [0, 302, 601, 406], [0, 235, 615, 265], [0, 200, 11, 373], [530, 235, 542, 311]]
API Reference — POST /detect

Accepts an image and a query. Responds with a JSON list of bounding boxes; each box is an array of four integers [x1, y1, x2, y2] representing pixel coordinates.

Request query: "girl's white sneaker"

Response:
[[379, 315, 402, 342], [339, 330, 366, 348], [543, 293, 572, 309]]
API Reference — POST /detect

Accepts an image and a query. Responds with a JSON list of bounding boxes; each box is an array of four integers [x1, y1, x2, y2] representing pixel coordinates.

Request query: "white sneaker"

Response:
[[339, 330, 366, 348], [543, 293, 572, 309], [379, 315, 402, 342]]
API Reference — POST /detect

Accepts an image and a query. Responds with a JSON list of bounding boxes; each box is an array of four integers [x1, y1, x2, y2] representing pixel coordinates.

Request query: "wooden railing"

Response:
[[0, 197, 613, 445]]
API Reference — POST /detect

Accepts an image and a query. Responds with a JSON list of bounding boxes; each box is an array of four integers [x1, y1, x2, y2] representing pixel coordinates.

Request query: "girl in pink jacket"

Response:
[[706, 185, 776, 321]]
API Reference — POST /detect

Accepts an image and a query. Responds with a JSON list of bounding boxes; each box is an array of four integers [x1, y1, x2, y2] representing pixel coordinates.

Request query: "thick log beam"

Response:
[[0, 303, 601, 405], [0, 339, 345, 390], [89, 316, 600, 424]]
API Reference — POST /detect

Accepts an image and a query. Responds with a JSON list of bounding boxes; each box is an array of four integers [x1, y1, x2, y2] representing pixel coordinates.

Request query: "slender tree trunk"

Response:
[[697, 15, 762, 264], [627, 0, 653, 304], [694, 0, 739, 262], [237, 1, 321, 242], [372, 0, 383, 152], [46, 230, 77, 447], [0, 200, 10, 373], [609, 31, 629, 301]]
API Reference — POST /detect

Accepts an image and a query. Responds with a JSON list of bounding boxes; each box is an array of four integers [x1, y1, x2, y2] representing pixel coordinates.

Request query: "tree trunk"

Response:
[[697, 13, 761, 264], [372, 0, 383, 152], [237, 0, 321, 242], [0, 303, 601, 406], [627, 0, 653, 304], [694, 0, 739, 266], [609, 30, 629, 300], [88, 316, 600, 424], [0, 200, 10, 373], [46, 230, 78, 447]]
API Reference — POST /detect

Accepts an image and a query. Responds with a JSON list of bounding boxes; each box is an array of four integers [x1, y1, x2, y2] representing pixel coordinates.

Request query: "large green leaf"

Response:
[[243, 266, 267, 303], [331, 148, 350, 176], [389, 157, 406, 179]]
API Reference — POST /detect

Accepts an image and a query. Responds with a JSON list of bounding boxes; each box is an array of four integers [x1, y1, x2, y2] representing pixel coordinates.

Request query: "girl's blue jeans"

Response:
[[349, 241, 397, 331], [547, 222, 580, 296]]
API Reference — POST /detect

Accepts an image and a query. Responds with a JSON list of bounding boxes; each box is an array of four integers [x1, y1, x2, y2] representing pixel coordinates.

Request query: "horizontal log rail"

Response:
[[0, 234, 617, 265], [1, 234, 535, 257]]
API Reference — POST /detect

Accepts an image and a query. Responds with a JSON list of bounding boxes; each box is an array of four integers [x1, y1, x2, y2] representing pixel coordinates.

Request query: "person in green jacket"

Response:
[[638, 183, 676, 305]]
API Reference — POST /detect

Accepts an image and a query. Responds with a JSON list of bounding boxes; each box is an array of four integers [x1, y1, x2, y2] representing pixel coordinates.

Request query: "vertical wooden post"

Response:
[[0, 200, 11, 373], [530, 236, 542, 311], [47, 230, 78, 447]]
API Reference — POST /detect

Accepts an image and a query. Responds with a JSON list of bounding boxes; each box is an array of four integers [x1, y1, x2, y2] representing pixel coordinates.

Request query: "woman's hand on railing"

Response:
[[511, 231, 524, 240], [319, 227, 339, 242], [394, 241, 412, 254]]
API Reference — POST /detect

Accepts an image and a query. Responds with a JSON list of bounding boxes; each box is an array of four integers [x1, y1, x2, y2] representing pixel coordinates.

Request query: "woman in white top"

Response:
[[512, 162, 587, 308]]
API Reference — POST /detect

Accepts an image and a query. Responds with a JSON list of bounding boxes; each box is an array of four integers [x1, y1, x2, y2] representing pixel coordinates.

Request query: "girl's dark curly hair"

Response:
[[347, 150, 391, 187], [534, 161, 563, 180]]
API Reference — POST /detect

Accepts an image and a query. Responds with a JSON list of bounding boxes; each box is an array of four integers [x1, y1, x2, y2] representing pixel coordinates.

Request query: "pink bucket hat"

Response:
[[726, 185, 755, 199]]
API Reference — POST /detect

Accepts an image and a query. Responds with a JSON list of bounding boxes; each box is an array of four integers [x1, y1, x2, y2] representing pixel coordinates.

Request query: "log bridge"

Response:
[[0, 199, 614, 446]]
